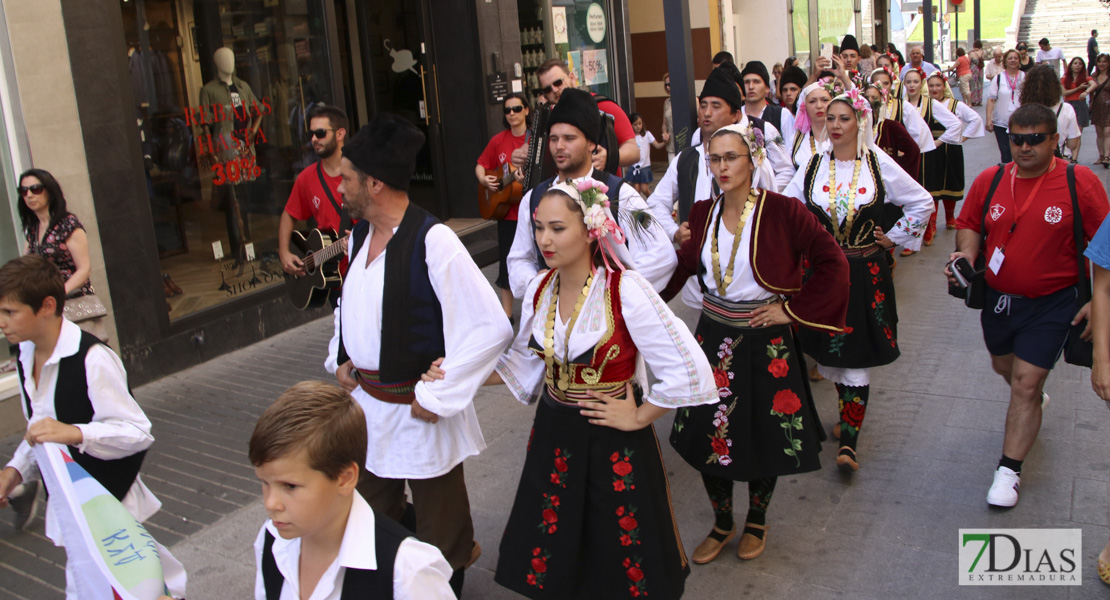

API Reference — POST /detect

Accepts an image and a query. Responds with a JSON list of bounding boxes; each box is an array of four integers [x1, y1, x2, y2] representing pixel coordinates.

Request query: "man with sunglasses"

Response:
[[510, 59, 639, 175], [279, 106, 350, 278], [948, 104, 1109, 508]]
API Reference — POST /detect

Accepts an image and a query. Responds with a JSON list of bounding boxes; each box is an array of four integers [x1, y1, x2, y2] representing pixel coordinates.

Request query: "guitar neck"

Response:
[[308, 235, 348, 266]]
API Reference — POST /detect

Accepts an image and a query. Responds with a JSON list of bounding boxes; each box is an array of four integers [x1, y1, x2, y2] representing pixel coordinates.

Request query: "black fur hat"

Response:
[[779, 66, 808, 91], [841, 34, 860, 53], [546, 88, 601, 143], [699, 66, 744, 111], [740, 61, 771, 88], [343, 113, 425, 191]]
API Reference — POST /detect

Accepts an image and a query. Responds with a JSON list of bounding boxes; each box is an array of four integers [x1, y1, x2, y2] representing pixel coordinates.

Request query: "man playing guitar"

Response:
[[476, 93, 530, 318], [278, 106, 351, 282]]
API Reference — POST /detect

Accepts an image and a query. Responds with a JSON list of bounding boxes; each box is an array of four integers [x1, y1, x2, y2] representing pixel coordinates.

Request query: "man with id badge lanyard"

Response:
[[947, 104, 1108, 508]]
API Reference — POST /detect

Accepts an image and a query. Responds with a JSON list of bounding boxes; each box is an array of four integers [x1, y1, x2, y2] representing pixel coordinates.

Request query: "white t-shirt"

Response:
[[985, 71, 1025, 127], [636, 131, 655, 169], [1053, 102, 1082, 153], [1036, 47, 1065, 75]]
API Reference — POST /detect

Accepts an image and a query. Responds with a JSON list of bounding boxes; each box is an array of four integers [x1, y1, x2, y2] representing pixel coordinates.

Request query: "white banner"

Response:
[[33, 442, 172, 599]]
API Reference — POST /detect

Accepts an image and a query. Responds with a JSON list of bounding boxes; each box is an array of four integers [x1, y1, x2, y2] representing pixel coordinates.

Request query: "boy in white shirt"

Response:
[[251, 381, 455, 600]]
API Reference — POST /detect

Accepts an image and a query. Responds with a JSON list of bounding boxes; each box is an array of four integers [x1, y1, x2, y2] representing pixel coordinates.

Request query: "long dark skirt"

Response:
[[923, 142, 965, 201], [670, 304, 823, 481], [495, 391, 689, 600], [798, 251, 900, 369]]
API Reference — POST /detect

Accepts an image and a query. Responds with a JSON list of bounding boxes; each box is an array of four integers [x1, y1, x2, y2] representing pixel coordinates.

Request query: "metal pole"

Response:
[[973, 0, 981, 43], [923, 0, 934, 63], [662, 0, 696, 153]]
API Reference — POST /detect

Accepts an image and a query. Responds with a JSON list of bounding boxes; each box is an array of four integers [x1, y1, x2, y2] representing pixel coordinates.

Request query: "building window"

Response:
[[121, 0, 334, 319]]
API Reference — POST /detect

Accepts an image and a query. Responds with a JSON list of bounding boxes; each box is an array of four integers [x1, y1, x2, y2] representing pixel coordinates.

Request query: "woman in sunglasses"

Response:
[[476, 92, 531, 318], [16, 168, 105, 339]]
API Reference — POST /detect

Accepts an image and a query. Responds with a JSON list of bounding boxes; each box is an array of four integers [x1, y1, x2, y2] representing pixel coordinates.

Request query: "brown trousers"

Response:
[[356, 462, 474, 570]]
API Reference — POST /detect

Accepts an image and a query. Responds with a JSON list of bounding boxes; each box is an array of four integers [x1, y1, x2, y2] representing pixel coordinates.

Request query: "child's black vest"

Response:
[[336, 203, 446, 384], [16, 330, 146, 500], [260, 514, 411, 599]]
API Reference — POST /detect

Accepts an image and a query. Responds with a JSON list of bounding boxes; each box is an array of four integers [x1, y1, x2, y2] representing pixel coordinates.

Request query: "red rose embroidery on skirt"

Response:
[[772, 389, 802, 415], [768, 357, 789, 378]]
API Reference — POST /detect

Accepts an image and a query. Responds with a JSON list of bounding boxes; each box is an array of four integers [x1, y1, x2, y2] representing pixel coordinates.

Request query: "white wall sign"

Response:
[[586, 3, 605, 44], [552, 7, 568, 44]]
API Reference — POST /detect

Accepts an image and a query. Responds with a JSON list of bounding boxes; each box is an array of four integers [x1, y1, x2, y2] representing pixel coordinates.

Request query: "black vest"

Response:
[[755, 103, 784, 139], [801, 150, 888, 248], [17, 330, 146, 501], [528, 169, 625, 269], [677, 115, 768, 222], [337, 203, 446, 383], [260, 514, 411, 600]]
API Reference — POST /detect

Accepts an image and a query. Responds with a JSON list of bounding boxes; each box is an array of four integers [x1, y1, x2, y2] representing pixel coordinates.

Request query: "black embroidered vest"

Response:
[[337, 203, 446, 383], [801, 150, 888, 249], [17, 330, 146, 501]]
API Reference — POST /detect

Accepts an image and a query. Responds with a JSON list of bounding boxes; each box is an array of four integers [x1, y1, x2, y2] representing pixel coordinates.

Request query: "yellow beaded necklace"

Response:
[[710, 189, 758, 292], [543, 272, 594, 391], [826, 155, 863, 244]]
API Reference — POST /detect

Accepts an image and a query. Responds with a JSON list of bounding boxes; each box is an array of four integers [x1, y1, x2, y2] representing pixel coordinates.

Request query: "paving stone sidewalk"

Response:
[[2, 117, 1109, 599]]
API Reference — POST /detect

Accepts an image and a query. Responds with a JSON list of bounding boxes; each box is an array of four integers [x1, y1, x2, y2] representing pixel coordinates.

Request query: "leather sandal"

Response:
[[737, 523, 768, 560], [900, 248, 915, 257], [691, 526, 735, 564], [836, 446, 859, 472], [1099, 555, 1110, 585]]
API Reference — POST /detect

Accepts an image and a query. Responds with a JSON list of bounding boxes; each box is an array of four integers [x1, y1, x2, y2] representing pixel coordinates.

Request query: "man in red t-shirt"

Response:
[[279, 106, 349, 277], [509, 59, 638, 174], [948, 104, 1109, 509]]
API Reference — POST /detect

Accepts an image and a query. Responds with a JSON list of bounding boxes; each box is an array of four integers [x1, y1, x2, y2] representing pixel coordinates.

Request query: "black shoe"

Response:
[[9, 480, 42, 530]]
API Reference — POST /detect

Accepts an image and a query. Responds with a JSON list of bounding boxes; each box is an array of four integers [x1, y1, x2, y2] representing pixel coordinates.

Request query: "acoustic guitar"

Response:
[[478, 168, 523, 220], [285, 229, 348, 311]]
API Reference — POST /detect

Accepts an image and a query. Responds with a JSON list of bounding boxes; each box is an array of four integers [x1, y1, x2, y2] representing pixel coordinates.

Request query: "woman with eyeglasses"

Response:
[[476, 92, 531, 318], [662, 120, 849, 564], [17, 168, 106, 339]]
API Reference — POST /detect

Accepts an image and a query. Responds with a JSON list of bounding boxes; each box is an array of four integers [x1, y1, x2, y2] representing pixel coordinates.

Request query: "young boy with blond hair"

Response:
[[250, 381, 455, 599]]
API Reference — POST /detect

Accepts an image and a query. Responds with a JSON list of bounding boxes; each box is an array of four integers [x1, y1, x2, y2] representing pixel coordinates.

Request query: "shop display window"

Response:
[[121, 0, 334, 319], [520, 0, 615, 104], [0, 96, 22, 369]]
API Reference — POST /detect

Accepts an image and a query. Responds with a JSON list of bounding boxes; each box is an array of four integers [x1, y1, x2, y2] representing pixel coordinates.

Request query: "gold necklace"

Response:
[[710, 189, 758, 292], [826, 156, 863, 244], [543, 271, 594, 391]]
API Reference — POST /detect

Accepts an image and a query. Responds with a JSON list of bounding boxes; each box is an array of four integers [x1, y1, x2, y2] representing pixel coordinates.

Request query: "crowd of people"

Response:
[[2, 30, 1110, 600]]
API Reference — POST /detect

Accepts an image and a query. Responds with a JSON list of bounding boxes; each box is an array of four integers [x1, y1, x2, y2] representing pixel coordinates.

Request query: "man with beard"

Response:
[[506, 88, 676, 298], [279, 105, 351, 276]]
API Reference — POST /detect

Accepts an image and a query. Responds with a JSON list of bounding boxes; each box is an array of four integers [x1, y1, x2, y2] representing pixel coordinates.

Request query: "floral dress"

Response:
[[27, 213, 93, 297], [494, 267, 716, 599]]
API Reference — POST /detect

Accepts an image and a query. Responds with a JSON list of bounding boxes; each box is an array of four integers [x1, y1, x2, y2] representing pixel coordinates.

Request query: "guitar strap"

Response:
[[317, 161, 351, 234]]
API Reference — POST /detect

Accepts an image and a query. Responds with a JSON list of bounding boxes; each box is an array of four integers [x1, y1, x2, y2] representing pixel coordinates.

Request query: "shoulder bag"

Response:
[[1063, 163, 1094, 367]]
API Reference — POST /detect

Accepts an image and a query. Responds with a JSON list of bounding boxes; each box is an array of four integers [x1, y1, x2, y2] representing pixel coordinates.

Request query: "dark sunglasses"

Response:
[[664, 82, 671, 88], [17, 184, 44, 196], [310, 128, 333, 139], [541, 78, 564, 95], [1008, 132, 1049, 147], [503, 105, 525, 114]]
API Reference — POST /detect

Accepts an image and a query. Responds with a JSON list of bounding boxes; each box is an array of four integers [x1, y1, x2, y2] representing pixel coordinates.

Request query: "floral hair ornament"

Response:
[[830, 89, 879, 157], [709, 120, 778, 191], [795, 77, 841, 134], [545, 179, 652, 273]]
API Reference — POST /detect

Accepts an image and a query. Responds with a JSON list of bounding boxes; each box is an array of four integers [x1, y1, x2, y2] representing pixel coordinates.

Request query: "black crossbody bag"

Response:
[[1063, 163, 1094, 367], [317, 161, 351, 234], [949, 164, 1005, 309]]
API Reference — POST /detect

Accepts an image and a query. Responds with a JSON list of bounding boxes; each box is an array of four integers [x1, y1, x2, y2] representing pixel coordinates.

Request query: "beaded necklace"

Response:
[[826, 155, 863, 244], [543, 272, 594, 391], [710, 189, 758, 292]]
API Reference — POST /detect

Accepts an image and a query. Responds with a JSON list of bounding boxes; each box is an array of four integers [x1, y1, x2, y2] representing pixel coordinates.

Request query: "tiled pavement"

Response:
[[2, 113, 1110, 599]]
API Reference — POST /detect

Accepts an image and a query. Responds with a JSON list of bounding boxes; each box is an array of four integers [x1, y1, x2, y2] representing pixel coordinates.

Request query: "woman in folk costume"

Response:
[[899, 67, 962, 253], [662, 121, 849, 564], [789, 78, 842, 172], [426, 180, 717, 598], [783, 89, 933, 471], [926, 71, 985, 230]]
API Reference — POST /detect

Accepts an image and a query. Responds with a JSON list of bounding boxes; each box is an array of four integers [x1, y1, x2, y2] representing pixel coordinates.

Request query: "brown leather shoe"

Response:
[[809, 365, 823, 382], [464, 540, 482, 568], [737, 523, 768, 560], [691, 526, 735, 564], [836, 446, 859, 472]]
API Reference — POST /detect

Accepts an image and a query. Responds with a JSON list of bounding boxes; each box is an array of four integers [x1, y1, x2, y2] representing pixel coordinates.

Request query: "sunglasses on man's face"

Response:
[[17, 184, 44, 196], [541, 79, 564, 95], [1008, 132, 1049, 147], [310, 128, 333, 139], [503, 105, 525, 114]]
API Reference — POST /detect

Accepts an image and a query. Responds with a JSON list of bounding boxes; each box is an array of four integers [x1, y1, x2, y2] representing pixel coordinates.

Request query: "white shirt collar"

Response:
[[266, 491, 380, 576], [18, 318, 83, 374]]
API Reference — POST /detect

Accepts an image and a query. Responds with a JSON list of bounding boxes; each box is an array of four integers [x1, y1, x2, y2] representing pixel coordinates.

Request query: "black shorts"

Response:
[[495, 219, 516, 291], [980, 284, 1079, 370]]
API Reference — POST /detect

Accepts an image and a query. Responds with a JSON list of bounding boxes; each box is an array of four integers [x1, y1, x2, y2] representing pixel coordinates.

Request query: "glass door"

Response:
[[353, 0, 446, 217]]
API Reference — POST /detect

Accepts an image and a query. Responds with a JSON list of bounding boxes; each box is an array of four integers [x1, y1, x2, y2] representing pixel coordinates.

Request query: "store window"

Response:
[[121, 0, 334, 319], [817, 0, 854, 47], [0, 96, 22, 370], [520, 0, 615, 103]]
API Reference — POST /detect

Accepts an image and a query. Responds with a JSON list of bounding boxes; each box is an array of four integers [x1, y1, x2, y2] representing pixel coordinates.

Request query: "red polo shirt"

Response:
[[957, 158, 1109, 297]]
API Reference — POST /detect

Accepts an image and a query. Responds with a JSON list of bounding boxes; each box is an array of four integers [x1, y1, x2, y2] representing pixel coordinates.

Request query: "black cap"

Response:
[[343, 113, 425, 191], [841, 34, 860, 53], [699, 66, 743, 111], [740, 61, 771, 87], [779, 66, 808, 91], [546, 88, 601, 143]]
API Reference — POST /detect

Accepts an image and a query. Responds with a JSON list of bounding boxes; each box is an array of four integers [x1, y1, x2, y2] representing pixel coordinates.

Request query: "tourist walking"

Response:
[[968, 41, 985, 106], [1089, 54, 1110, 167], [986, 49, 1025, 163], [1062, 57, 1092, 162]]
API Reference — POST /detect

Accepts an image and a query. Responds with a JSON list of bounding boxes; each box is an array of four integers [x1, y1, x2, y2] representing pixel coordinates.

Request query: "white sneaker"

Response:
[[986, 466, 1021, 508]]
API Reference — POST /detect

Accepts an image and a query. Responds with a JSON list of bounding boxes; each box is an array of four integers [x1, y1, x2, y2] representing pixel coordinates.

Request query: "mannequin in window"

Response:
[[199, 47, 262, 266]]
